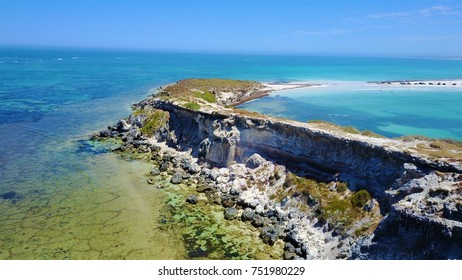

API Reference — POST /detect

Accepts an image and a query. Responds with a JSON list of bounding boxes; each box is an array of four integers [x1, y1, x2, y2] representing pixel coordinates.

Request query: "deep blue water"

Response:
[[0, 48, 461, 259]]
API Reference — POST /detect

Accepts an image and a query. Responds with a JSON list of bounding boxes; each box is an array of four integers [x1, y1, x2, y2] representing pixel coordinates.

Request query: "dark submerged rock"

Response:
[[241, 208, 255, 222], [150, 167, 161, 176], [224, 207, 239, 220], [260, 226, 280, 246], [251, 214, 265, 227], [186, 195, 198, 204], [221, 194, 236, 208], [170, 172, 184, 184], [159, 162, 170, 172]]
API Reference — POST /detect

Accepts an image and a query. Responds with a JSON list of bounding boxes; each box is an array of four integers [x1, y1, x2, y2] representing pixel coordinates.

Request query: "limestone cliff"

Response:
[[98, 78, 462, 259]]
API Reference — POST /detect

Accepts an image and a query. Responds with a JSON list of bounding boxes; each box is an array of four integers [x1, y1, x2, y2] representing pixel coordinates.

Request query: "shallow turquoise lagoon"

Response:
[[239, 85, 462, 139]]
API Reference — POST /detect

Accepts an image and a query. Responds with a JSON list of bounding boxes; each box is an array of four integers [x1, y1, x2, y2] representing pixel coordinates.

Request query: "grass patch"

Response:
[[399, 135, 462, 160], [350, 190, 371, 208], [276, 173, 380, 234], [184, 102, 201, 111], [307, 120, 384, 138], [321, 198, 353, 226], [336, 182, 348, 193], [361, 130, 384, 138], [342, 126, 360, 134], [139, 109, 170, 137], [413, 141, 462, 160], [193, 90, 216, 103], [156, 78, 262, 105], [354, 225, 371, 237], [399, 135, 433, 142]]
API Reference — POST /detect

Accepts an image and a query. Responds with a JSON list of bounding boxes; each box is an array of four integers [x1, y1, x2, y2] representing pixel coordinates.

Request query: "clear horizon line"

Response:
[[1, 44, 461, 60]]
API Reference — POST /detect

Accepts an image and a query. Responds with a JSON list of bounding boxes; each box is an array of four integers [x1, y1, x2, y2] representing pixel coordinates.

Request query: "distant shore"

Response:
[[368, 79, 462, 88], [233, 79, 462, 105], [261, 82, 324, 91], [259, 79, 462, 94]]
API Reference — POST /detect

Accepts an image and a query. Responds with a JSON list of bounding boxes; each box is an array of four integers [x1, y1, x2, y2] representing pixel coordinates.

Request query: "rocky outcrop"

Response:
[[93, 84, 462, 260], [145, 99, 460, 193]]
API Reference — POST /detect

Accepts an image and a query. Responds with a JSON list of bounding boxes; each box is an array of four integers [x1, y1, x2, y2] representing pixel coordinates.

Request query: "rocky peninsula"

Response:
[[93, 78, 462, 259]]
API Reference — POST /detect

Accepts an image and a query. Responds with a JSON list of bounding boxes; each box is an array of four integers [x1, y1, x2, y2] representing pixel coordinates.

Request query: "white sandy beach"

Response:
[[261, 82, 325, 91], [262, 79, 462, 93]]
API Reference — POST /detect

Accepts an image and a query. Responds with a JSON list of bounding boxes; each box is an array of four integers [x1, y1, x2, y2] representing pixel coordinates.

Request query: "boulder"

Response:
[[159, 162, 171, 172], [251, 214, 265, 227], [196, 184, 213, 193], [237, 190, 259, 208], [99, 129, 111, 138], [283, 251, 297, 260], [224, 207, 239, 220], [219, 168, 230, 177], [150, 167, 161, 176], [150, 144, 162, 153], [205, 192, 221, 205], [260, 226, 280, 246], [162, 153, 174, 163], [116, 119, 130, 132], [171, 156, 182, 168], [209, 169, 220, 181], [180, 158, 191, 170], [255, 204, 265, 215], [124, 128, 141, 142], [241, 208, 255, 222], [201, 168, 211, 178], [229, 188, 240, 196], [186, 195, 198, 204], [128, 114, 145, 127], [138, 145, 150, 153], [188, 162, 201, 174], [170, 172, 184, 184], [221, 194, 236, 208], [245, 153, 266, 169]]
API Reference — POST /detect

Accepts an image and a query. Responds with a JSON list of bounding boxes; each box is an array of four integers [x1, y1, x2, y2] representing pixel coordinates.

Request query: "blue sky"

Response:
[[0, 0, 461, 57]]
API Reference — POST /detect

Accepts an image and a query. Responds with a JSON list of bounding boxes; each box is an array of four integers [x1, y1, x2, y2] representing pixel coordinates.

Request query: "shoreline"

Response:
[[230, 78, 462, 107], [229, 82, 323, 106], [227, 82, 323, 106]]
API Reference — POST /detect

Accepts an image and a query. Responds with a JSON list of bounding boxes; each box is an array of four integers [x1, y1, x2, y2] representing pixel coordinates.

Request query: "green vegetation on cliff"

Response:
[[307, 120, 384, 138], [400, 135, 462, 160], [157, 78, 261, 105], [277, 173, 381, 235], [138, 109, 170, 137], [152, 78, 462, 163], [184, 102, 201, 111]]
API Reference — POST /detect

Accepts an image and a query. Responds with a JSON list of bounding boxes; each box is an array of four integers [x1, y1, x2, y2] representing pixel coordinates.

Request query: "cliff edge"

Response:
[[94, 78, 462, 259]]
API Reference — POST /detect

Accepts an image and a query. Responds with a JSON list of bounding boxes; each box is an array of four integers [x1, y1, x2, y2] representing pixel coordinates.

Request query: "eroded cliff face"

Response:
[[129, 97, 462, 259], [150, 100, 458, 189]]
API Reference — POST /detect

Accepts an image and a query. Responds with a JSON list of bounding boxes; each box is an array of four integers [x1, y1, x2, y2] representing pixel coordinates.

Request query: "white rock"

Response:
[[219, 168, 230, 177], [255, 204, 265, 214], [216, 175, 229, 184], [238, 190, 259, 208]]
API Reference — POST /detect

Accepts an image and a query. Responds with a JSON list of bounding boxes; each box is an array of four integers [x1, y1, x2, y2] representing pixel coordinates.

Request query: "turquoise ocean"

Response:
[[0, 48, 461, 259]]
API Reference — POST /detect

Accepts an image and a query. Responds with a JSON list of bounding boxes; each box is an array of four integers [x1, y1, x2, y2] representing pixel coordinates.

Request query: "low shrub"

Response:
[[350, 190, 371, 208], [184, 102, 201, 111]]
